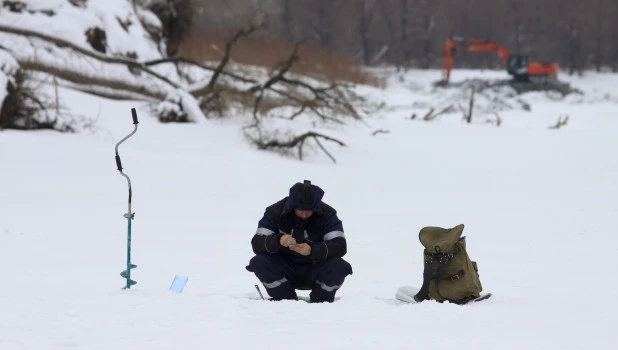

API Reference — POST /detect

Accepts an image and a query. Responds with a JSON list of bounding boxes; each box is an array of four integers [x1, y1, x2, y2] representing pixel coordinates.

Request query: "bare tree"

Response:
[[378, 1, 401, 68], [508, 0, 523, 54], [567, 22, 582, 75], [414, 0, 437, 69], [304, 0, 343, 47], [399, 0, 411, 68], [595, 0, 603, 72], [356, 0, 378, 65], [614, 1, 618, 72], [281, 0, 293, 41], [550, 0, 586, 76]]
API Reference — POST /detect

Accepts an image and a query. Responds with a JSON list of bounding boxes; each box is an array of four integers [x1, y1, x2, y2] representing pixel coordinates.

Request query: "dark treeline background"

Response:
[[175, 0, 618, 75]]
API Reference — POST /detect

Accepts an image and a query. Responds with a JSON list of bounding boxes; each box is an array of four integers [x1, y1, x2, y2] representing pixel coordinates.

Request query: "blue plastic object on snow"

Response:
[[169, 275, 189, 293]]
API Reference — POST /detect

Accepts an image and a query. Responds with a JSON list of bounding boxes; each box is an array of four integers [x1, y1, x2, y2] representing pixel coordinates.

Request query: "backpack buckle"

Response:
[[448, 270, 465, 281]]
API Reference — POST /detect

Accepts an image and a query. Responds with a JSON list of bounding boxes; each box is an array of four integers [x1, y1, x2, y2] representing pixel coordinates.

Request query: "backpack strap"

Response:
[[414, 248, 468, 304], [413, 254, 434, 302]]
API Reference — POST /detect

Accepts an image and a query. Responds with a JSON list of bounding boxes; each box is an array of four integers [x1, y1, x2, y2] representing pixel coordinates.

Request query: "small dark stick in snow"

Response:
[[255, 284, 265, 300]]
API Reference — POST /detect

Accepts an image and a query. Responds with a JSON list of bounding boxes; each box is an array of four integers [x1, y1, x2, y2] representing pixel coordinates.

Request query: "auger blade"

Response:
[[120, 264, 137, 279], [121, 279, 137, 289]]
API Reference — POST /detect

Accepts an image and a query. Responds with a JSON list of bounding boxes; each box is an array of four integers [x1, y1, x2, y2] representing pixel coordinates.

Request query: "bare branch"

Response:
[[465, 87, 475, 124], [248, 40, 350, 125], [549, 115, 569, 129], [371, 129, 390, 135], [272, 104, 307, 121], [143, 57, 259, 85], [486, 112, 502, 127], [314, 136, 337, 164], [423, 105, 453, 121], [249, 130, 346, 164], [252, 88, 266, 124], [268, 87, 347, 124], [249, 41, 303, 94], [206, 23, 264, 92], [276, 78, 360, 120], [422, 107, 435, 120]]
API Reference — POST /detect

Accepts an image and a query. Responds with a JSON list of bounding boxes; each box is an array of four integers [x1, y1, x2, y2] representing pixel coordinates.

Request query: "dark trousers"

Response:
[[246, 254, 352, 302]]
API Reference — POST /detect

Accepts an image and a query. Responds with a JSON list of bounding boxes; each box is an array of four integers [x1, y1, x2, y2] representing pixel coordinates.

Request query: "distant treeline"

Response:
[[175, 0, 617, 75]]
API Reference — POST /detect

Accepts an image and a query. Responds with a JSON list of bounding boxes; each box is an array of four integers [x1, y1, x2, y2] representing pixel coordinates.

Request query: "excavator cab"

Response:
[[506, 54, 530, 81]]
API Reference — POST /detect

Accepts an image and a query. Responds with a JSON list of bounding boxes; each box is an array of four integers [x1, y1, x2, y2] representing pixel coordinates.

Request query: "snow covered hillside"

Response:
[[0, 0, 209, 124], [0, 0, 164, 59], [1, 2, 618, 350]]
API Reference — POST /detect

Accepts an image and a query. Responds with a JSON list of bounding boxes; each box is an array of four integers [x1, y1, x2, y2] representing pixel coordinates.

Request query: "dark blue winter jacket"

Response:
[[250, 181, 347, 265]]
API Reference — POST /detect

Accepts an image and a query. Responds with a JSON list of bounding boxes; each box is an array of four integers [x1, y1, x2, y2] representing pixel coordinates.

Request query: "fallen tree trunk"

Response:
[[0, 24, 180, 89], [0, 24, 178, 101], [20, 60, 167, 101]]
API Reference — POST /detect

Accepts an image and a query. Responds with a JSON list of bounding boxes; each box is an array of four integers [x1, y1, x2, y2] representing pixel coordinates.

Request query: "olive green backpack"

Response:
[[413, 224, 484, 304]]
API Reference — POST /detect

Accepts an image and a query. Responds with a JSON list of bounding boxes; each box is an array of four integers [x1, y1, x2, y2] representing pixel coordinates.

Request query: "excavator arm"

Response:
[[444, 36, 511, 82]]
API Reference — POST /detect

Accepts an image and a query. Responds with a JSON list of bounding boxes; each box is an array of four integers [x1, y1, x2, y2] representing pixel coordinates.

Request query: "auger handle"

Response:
[[115, 155, 123, 171], [114, 108, 137, 172], [115, 108, 139, 216], [132, 108, 139, 124], [115, 109, 139, 160]]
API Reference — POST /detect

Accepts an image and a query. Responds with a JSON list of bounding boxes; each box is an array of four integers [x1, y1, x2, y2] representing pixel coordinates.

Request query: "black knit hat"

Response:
[[296, 180, 315, 210], [285, 180, 325, 214]]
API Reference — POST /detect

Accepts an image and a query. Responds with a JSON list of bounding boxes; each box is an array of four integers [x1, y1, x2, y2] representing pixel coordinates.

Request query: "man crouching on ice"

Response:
[[246, 180, 352, 303]]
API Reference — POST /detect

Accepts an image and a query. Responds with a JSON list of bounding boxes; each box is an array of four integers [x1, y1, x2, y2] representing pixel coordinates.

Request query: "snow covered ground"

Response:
[[0, 2, 617, 348], [1, 66, 617, 349]]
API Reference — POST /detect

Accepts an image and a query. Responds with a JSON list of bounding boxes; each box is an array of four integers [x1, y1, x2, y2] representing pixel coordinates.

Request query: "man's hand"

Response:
[[290, 243, 311, 256], [279, 234, 296, 247]]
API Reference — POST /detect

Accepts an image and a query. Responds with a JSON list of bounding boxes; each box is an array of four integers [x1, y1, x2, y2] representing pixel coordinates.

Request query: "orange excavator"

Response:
[[443, 36, 558, 82]]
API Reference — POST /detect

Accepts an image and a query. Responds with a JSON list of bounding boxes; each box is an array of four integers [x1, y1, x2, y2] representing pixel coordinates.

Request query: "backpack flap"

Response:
[[418, 224, 464, 253]]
